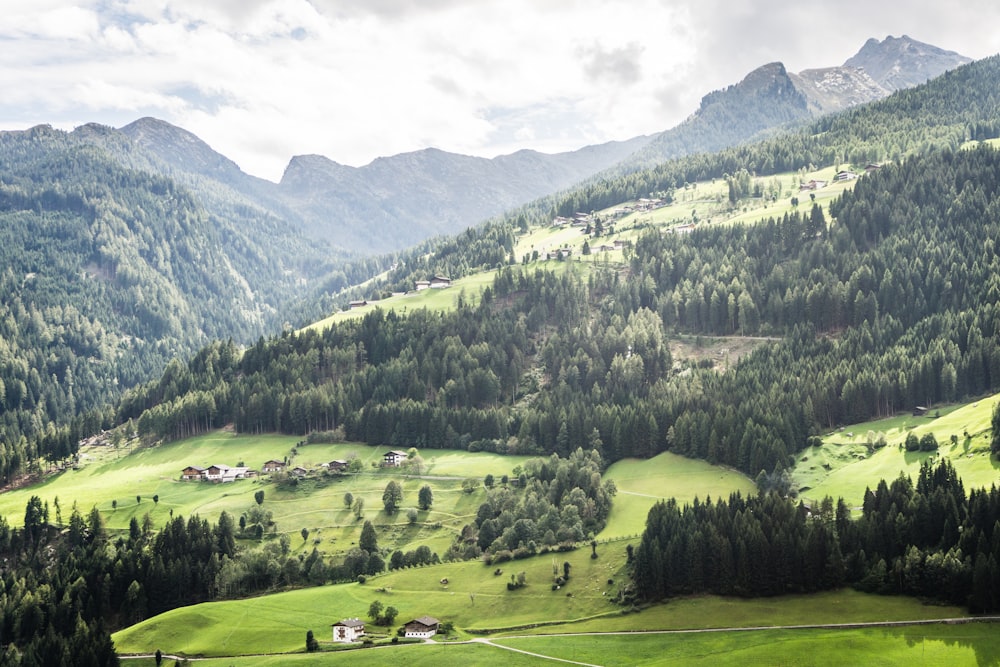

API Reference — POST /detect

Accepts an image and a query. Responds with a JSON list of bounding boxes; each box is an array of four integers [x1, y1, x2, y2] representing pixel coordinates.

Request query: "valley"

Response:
[[1, 32, 1000, 667]]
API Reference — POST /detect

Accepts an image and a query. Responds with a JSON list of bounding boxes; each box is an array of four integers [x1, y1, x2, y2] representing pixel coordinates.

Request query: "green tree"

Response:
[[344, 491, 354, 508], [360, 520, 378, 554], [383, 605, 399, 626], [382, 480, 403, 513], [418, 484, 433, 510], [992, 403, 1000, 456], [306, 629, 319, 652], [353, 496, 365, 518], [301, 527, 310, 542], [368, 600, 383, 622], [255, 490, 265, 505]]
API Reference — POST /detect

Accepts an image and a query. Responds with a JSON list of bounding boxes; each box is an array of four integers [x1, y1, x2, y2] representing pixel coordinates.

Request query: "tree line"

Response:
[[633, 458, 1000, 613]]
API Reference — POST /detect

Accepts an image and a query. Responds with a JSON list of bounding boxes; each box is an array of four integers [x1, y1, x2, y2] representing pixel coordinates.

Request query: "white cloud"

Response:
[[0, 0, 997, 180]]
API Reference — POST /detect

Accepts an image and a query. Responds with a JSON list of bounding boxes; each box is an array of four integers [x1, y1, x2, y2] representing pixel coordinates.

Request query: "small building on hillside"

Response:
[[205, 464, 231, 482], [430, 275, 451, 289], [262, 459, 285, 474], [331, 618, 366, 643], [404, 616, 440, 638], [181, 466, 206, 481], [290, 466, 309, 477], [328, 459, 349, 472], [913, 406, 930, 416], [348, 300, 368, 310], [415, 280, 431, 291], [383, 450, 408, 467]]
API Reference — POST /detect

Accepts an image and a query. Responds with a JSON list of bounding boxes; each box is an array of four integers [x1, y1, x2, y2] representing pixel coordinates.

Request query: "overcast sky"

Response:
[[3, 1, 999, 182]]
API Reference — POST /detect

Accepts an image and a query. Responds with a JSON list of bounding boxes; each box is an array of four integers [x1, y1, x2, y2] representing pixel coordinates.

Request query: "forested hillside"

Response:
[[115, 56, 1000, 482], [0, 124, 385, 483]]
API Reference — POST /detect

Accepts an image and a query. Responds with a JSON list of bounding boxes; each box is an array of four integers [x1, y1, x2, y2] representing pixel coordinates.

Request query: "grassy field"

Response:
[[115, 588, 991, 664], [0, 433, 538, 562], [792, 393, 1000, 507], [113, 543, 630, 656], [121, 621, 1000, 666], [602, 452, 756, 539], [495, 622, 1000, 666]]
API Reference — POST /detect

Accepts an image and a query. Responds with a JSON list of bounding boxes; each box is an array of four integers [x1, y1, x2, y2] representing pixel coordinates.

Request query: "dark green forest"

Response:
[[633, 458, 1000, 613], [0, 125, 388, 484]]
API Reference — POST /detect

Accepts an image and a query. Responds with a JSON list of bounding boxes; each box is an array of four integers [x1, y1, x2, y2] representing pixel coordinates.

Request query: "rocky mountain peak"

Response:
[[844, 34, 972, 91]]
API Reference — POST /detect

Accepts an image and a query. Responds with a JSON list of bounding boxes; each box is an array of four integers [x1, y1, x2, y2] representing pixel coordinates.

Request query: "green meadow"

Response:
[[115, 589, 990, 664], [494, 622, 1000, 667], [792, 393, 1000, 507], [124, 622, 1000, 667], [602, 452, 756, 539]]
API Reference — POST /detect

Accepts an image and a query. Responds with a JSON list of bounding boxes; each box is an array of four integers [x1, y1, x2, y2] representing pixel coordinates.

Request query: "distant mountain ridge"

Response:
[[38, 35, 975, 257], [631, 35, 971, 166]]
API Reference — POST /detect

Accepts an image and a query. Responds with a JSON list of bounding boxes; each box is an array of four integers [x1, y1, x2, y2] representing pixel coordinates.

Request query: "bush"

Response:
[[357, 575, 367, 584]]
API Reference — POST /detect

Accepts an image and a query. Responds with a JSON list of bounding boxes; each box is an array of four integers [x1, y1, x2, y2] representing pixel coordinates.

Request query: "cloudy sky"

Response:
[[3, 1, 999, 181]]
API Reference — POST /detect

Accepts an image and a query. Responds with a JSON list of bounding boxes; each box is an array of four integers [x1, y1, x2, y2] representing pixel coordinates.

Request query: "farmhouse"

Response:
[[430, 275, 451, 289], [328, 459, 349, 472], [383, 450, 408, 467], [181, 464, 251, 482], [348, 300, 368, 310], [415, 280, 430, 291], [290, 466, 309, 477], [404, 616, 440, 638], [262, 459, 284, 473], [331, 618, 366, 642]]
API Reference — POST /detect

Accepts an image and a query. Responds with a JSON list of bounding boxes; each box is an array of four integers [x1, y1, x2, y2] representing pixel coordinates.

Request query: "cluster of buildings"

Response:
[[180, 463, 254, 483], [331, 615, 440, 643]]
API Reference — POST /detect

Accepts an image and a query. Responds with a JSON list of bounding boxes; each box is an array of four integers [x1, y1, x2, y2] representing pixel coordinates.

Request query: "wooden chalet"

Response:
[[404, 616, 440, 638], [262, 460, 285, 473]]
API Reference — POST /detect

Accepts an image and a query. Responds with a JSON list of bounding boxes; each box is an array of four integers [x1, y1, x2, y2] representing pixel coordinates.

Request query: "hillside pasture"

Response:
[[0, 433, 299, 531], [793, 393, 1000, 507], [602, 451, 756, 539], [0, 433, 535, 563], [113, 544, 630, 657]]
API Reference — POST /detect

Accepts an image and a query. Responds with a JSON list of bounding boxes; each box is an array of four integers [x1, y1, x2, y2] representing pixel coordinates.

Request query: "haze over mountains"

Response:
[[35, 34, 967, 256]]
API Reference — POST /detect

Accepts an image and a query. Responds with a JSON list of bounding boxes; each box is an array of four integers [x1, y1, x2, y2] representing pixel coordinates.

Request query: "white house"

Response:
[[404, 616, 440, 638], [383, 450, 408, 467], [331, 618, 365, 643]]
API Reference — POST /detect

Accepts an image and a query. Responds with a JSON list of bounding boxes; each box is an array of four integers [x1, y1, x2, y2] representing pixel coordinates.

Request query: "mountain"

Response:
[[845, 34, 972, 90], [277, 137, 651, 252], [631, 35, 970, 166], [102, 37, 968, 257]]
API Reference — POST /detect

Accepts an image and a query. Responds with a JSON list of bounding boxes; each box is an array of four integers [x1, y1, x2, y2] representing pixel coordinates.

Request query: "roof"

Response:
[[183, 465, 206, 472], [332, 618, 365, 628], [386, 450, 408, 457], [408, 615, 440, 627]]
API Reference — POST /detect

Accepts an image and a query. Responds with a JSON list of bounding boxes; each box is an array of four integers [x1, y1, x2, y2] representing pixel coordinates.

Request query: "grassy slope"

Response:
[[602, 452, 756, 539], [792, 393, 1000, 507], [151, 624, 999, 667]]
